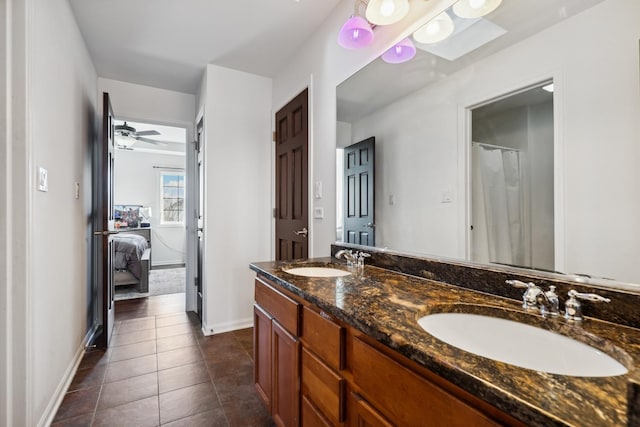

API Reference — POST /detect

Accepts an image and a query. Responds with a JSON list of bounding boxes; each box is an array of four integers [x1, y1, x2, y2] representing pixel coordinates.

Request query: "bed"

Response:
[[113, 233, 151, 293]]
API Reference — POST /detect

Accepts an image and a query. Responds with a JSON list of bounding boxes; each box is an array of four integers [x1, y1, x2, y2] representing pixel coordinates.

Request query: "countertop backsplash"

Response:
[[332, 243, 640, 330]]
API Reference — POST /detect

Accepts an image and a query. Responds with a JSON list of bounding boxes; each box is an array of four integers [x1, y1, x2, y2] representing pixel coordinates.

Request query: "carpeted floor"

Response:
[[115, 267, 186, 301]]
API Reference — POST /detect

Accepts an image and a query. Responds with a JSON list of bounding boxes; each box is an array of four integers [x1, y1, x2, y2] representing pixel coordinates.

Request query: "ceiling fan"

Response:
[[114, 122, 166, 148]]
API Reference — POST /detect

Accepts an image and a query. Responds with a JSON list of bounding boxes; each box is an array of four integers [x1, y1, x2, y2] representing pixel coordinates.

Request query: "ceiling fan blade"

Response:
[[135, 137, 168, 145], [135, 130, 161, 136]]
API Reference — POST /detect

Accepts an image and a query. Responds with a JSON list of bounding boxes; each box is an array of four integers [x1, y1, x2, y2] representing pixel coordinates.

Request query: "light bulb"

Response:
[[469, 0, 486, 9], [426, 21, 440, 35], [380, 0, 395, 17], [352, 28, 360, 40], [395, 45, 403, 55]]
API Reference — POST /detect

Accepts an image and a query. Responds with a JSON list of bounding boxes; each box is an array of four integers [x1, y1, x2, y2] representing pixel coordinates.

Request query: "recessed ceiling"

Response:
[[68, 0, 343, 94]]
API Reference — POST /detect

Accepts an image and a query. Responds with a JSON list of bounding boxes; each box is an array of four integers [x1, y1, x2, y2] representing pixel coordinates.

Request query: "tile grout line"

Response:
[[197, 330, 232, 427]]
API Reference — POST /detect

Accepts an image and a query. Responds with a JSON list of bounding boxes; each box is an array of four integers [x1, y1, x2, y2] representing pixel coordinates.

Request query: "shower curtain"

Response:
[[472, 143, 526, 267]]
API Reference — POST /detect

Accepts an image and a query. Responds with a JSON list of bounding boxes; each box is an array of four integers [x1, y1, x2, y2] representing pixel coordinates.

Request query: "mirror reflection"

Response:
[[336, 0, 640, 287], [471, 83, 554, 272]]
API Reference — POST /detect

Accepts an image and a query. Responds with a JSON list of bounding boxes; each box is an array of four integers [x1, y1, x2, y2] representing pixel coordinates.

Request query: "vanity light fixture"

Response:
[[338, 15, 375, 49], [413, 11, 454, 44], [338, 0, 375, 49], [381, 37, 416, 63], [366, 0, 410, 26], [453, 0, 502, 19]]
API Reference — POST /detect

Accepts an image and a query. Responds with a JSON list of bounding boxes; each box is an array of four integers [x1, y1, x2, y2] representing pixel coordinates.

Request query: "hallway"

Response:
[[52, 293, 273, 426]]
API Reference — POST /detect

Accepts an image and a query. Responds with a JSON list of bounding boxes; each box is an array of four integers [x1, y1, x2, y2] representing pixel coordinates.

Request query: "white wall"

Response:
[[1, 0, 30, 425], [27, 0, 98, 424], [272, 0, 459, 257], [350, 81, 460, 257], [199, 64, 272, 334], [98, 78, 196, 128], [114, 150, 186, 266], [341, 0, 640, 283]]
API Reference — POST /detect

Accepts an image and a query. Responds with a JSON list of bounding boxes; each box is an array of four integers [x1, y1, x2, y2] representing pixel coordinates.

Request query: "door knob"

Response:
[[294, 227, 308, 237], [366, 223, 376, 228]]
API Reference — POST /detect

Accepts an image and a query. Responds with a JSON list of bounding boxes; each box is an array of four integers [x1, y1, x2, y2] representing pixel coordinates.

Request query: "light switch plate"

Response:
[[313, 207, 324, 219], [314, 181, 322, 199], [38, 167, 48, 192]]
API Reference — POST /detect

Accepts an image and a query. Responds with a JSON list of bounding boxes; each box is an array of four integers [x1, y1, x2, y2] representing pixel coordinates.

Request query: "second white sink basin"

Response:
[[418, 312, 627, 377], [284, 267, 351, 277]]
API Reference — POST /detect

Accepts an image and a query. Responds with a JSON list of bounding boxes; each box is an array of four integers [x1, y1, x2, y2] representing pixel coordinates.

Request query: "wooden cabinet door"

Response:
[[272, 320, 301, 427], [254, 305, 273, 410], [349, 392, 393, 427]]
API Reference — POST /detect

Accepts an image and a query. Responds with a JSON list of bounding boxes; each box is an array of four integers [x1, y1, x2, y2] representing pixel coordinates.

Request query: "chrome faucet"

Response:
[[335, 249, 357, 266], [564, 290, 610, 322], [355, 251, 371, 269], [335, 249, 370, 270], [506, 280, 559, 316]]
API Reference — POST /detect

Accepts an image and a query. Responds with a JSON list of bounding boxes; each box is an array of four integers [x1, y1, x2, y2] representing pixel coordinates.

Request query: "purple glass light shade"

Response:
[[338, 16, 374, 49], [381, 38, 416, 64]]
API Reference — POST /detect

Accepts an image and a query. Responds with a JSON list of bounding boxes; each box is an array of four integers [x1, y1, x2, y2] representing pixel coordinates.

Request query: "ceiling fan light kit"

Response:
[[338, 0, 503, 64], [114, 121, 165, 149]]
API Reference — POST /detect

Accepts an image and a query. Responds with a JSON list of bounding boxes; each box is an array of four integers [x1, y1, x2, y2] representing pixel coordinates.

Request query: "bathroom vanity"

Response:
[[250, 246, 640, 426]]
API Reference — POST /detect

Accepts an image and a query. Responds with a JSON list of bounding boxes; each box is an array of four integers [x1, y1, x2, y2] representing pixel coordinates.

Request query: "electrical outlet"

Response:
[[314, 207, 324, 219]]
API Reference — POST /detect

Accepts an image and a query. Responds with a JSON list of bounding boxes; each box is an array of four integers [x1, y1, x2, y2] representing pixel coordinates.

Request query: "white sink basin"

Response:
[[418, 313, 627, 377], [283, 267, 351, 278]]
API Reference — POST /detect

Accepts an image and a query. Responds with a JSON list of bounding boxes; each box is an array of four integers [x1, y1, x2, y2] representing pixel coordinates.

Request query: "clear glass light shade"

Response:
[[338, 15, 374, 49], [381, 38, 416, 64], [115, 134, 136, 148], [453, 0, 502, 18], [366, 0, 410, 25], [413, 12, 454, 44]]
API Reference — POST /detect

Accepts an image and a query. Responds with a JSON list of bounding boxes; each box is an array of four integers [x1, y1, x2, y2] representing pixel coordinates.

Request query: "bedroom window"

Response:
[[160, 172, 185, 225]]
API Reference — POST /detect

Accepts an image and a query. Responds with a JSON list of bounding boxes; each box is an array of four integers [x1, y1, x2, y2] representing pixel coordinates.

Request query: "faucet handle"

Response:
[[564, 289, 610, 322], [567, 289, 610, 303], [505, 279, 537, 289]]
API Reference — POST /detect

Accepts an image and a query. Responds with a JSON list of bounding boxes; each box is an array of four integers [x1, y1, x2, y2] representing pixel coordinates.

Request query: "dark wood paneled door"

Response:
[[93, 92, 116, 348], [343, 137, 375, 246], [195, 118, 204, 321], [275, 89, 309, 261]]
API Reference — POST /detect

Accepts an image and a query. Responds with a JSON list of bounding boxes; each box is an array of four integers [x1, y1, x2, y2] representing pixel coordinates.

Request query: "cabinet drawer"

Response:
[[350, 392, 393, 427], [352, 337, 500, 427], [302, 306, 344, 371], [255, 277, 300, 335], [302, 395, 332, 427], [301, 347, 345, 425]]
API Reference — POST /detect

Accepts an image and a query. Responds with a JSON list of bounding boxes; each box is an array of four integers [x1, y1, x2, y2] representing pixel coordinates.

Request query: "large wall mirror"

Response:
[[336, 0, 640, 290]]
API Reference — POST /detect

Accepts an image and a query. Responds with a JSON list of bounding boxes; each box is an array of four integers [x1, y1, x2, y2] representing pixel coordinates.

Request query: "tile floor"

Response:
[[52, 293, 274, 426]]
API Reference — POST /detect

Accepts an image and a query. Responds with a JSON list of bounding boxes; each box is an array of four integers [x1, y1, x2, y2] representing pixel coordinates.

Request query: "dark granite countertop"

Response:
[[250, 258, 640, 427]]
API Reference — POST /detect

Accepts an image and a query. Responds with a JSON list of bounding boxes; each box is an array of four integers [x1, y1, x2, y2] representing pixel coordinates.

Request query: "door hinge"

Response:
[[272, 131, 276, 142], [273, 208, 277, 218]]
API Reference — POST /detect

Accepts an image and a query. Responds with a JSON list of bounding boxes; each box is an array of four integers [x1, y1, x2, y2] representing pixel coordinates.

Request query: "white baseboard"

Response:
[[201, 317, 253, 336], [37, 329, 93, 427]]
